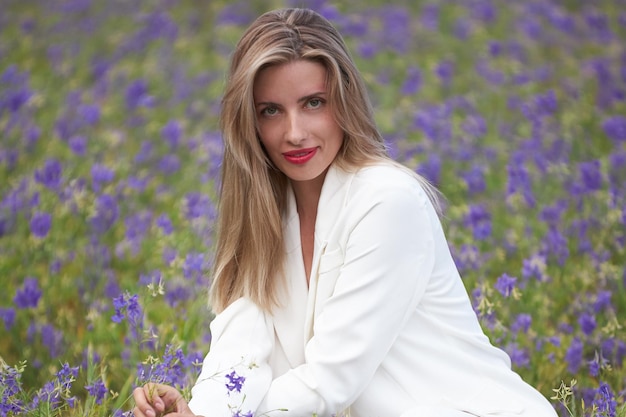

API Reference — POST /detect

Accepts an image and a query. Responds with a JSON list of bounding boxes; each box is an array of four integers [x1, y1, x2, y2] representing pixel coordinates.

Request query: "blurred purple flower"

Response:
[[124, 211, 152, 241], [506, 156, 535, 207], [506, 343, 530, 368], [578, 312, 596, 336], [511, 313, 532, 334], [41, 324, 64, 358], [125, 79, 154, 110], [30, 211, 52, 238], [68, 135, 87, 155], [216, 2, 254, 26], [380, 6, 411, 53], [185, 192, 213, 220], [543, 227, 570, 266], [400, 66, 422, 96], [0, 307, 16, 330], [416, 154, 441, 186], [91, 163, 115, 191], [0, 65, 32, 114], [468, 0, 496, 23], [464, 204, 492, 240], [183, 252, 205, 280], [85, 378, 107, 405], [90, 194, 118, 234], [77, 103, 100, 125], [602, 115, 626, 143], [461, 164, 486, 195], [453, 18, 472, 39], [156, 214, 173, 235], [162, 120, 182, 149], [158, 154, 181, 174], [413, 105, 452, 142], [494, 273, 517, 297], [13, 277, 41, 309], [565, 337, 584, 374], [579, 160, 603, 192], [435, 60, 454, 86], [34, 159, 63, 189], [593, 291, 612, 312], [420, 4, 439, 31], [521, 253, 548, 282]]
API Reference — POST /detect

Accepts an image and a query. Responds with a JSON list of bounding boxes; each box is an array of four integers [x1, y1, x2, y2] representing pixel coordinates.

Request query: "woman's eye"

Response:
[[262, 106, 278, 116], [307, 98, 322, 108]]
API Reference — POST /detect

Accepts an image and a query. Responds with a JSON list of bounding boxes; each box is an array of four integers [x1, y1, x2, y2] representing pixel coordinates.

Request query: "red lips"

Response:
[[283, 147, 317, 164]]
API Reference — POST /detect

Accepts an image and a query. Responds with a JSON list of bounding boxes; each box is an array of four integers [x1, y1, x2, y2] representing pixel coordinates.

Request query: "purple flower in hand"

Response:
[[225, 370, 245, 393]]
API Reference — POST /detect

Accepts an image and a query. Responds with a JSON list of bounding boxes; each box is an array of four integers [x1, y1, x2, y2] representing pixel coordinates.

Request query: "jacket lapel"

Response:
[[272, 165, 355, 364], [303, 165, 354, 343]]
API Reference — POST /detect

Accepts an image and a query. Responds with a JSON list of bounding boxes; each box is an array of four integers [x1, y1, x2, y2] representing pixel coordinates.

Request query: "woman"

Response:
[[133, 8, 558, 417]]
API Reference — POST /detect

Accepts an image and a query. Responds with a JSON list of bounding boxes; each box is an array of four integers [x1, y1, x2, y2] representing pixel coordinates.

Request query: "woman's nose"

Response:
[[284, 111, 306, 144]]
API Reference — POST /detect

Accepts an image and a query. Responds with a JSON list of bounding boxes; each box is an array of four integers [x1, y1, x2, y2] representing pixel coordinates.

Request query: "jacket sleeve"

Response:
[[257, 180, 437, 416], [188, 298, 274, 417]]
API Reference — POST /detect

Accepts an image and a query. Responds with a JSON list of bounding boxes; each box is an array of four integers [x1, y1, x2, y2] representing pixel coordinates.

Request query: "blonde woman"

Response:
[[133, 8, 557, 417]]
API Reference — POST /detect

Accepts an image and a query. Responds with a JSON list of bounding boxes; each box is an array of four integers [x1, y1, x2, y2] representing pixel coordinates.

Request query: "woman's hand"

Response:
[[132, 383, 198, 417]]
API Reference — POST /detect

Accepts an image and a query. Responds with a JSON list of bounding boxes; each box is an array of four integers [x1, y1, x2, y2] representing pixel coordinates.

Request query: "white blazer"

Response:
[[189, 163, 557, 417]]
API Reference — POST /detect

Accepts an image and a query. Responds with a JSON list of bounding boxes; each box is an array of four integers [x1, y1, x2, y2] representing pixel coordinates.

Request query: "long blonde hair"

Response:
[[210, 8, 435, 313]]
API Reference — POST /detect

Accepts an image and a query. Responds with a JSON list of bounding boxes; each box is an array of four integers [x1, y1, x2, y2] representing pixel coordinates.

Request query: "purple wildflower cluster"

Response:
[[1, 0, 625, 416]]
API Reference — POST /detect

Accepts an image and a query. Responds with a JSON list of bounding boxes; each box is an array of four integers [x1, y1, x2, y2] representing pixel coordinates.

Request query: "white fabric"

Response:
[[189, 163, 558, 417]]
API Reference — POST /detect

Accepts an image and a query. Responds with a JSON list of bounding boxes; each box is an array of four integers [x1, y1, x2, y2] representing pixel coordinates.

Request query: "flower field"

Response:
[[1, 0, 625, 415]]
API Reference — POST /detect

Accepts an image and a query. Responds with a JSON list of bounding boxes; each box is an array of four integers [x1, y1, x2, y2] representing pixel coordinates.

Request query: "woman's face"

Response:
[[253, 60, 344, 189]]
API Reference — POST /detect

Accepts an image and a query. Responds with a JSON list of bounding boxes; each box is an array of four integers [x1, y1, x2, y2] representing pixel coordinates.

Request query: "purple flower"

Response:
[[593, 291, 612, 312], [578, 312, 596, 336], [13, 277, 42, 309], [565, 337, 584, 374], [464, 204, 492, 240], [232, 411, 254, 417], [593, 382, 617, 417], [511, 313, 532, 333], [602, 115, 626, 143], [461, 114, 487, 139], [494, 273, 517, 297], [435, 60, 454, 86], [126, 294, 142, 325], [111, 294, 126, 323], [185, 192, 213, 220], [162, 120, 182, 149], [90, 194, 119, 234], [78, 103, 100, 125], [68, 135, 87, 155], [400, 66, 422, 95], [505, 343, 530, 368], [579, 160, 603, 192], [85, 378, 107, 405], [460, 164, 486, 195], [111, 293, 142, 326], [0, 307, 16, 330], [156, 214, 173, 235], [91, 163, 115, 192], [225, 370, 245, 393], [34, 159, 63, 189], [183, 252, 205, 280], [158, 154, 181, 174], [41, 324, 64, 358], [416, 153, 441, 186], [125, 79, 154, 110], [30, 211, 52, 238]]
